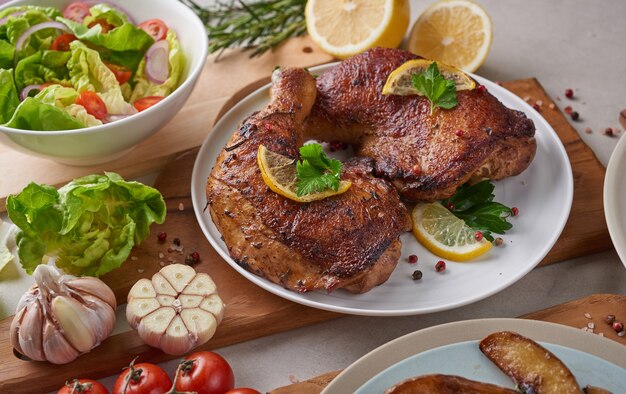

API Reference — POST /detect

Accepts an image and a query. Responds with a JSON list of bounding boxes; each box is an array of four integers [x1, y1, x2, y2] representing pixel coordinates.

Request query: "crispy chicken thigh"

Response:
[[304, 47, 537, 201]]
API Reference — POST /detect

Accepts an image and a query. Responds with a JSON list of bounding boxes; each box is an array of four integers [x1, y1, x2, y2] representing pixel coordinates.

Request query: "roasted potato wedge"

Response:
[[583, 386, 612, 394], [385, 374, 518, 394], [479, 331, 581, 394]]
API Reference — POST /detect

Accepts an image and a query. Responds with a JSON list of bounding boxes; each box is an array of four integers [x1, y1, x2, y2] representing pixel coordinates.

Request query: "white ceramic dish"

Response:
[[323, 318, 626, 393], [191, 63, 573, 316], [604, 133, 626, 268], [0, 0, 208, 165]]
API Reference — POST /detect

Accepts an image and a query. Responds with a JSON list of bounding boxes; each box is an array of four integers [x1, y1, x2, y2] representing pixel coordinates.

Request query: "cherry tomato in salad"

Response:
[[139, 19, 169, 41], [88, 19, 116, 34], [51, 34, 77, 51], [112, 361, 172, 394], [174, 351, 235, 394], [76, 91, 108, 120], [105, 62, 132, 85], [133, 96, 165, 112], [224, 389, 262, 394], [58, 379, 109, 394], [63, 2, 91, 23]]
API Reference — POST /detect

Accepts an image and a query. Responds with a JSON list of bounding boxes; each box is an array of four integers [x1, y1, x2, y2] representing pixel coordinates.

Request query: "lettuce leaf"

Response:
[[83, 4, 129, 28], [34, 84, 102, 127], [0, 68, 20, 124], [131, 30, 184, 102], [6, 173, 166, 276], [67, 41, 135, 115], [1, 7, 61, 60], [3, 97, 86, 130], [0, 40, 15, 69], [14, 50, 71, 91]]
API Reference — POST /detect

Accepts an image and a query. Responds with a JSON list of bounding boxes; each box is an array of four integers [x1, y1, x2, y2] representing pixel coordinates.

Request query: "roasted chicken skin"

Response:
[[207, 68, 411, 294], [304, 47, 537, 201]]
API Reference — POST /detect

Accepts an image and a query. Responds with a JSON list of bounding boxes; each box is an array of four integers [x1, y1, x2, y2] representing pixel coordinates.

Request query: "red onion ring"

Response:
[[0, 10, 26, 26], [15, 21, 70, 52], [20, 84, 42, 101], [144, 40, 169, 85]]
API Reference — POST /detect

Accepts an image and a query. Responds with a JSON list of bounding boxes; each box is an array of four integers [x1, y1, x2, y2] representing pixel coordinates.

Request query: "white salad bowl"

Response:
[[0, 0, 208, 165]]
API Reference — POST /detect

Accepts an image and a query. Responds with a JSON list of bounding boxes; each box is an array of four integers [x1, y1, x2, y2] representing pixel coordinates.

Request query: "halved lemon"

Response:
[[407, 0, 493, 72], [412, 202, 492, 261], [382, 59, 475, 96], [257, 145, 352, 203], [305, 0, 410, 59]]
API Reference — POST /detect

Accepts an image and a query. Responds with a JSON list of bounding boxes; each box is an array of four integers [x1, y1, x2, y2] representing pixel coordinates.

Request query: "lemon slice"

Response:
[[412, 202, 492, 261], [305, 0, 410, 59], [257, 145, 352, 203], [382, 59, 475, 96], [407, 0, 493, 72]]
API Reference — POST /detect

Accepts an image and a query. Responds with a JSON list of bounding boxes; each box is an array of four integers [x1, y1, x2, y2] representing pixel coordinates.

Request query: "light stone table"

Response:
[[0, 0, 624, 392]]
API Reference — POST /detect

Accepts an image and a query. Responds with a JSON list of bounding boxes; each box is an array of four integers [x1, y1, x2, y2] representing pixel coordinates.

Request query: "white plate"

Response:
[[191, 63, 573, 316], [604, 133, 626, 268], [323, 318, 626, 393]]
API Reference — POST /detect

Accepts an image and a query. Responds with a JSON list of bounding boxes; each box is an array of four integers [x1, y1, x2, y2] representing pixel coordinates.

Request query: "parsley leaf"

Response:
[[441, 181, 514, 242], [295, 143, 343, 196], [411, 62, 458, 114]]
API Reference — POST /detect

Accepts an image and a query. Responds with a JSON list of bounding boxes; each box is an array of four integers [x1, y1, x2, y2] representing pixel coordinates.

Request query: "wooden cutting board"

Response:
[[269, 294, 626, 394], [0, 58, 612, 391]]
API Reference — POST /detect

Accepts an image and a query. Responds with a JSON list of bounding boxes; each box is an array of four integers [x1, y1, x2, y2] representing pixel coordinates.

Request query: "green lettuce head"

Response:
[[6, 172, 166, 276]]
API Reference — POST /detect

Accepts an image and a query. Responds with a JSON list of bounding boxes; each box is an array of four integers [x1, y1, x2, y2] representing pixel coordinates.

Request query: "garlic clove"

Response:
[[160, 264, 196, 293], [68, 277, 117, 309], [180, 308, 218, 346], [179, 294, 203, 308], [161, 315, 194, 355], [157, 295, 176, 307], [81, 294, 116, 341], [52, 296, 97, 353], [128, 278, 157, 299], [17, 301, 46, 361], [183, 273, 217, 296], [199, 294, 225, 324], [42, 318, 80, 365], [126, 298, 161, 328], [151, 273, 177, 296], [9, 307, 26, 357], [138, 307, 176, 349]]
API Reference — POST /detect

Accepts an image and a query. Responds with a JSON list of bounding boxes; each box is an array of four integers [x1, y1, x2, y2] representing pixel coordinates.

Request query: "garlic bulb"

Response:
[[10, 265, 116, 364], [126, 264, 225, 355]]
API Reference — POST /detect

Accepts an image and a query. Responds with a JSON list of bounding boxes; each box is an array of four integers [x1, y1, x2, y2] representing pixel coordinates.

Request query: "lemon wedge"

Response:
[[412, 202, 492, 261], [257, 145, 351, 203], [382, 59, 475, 96], [407, 0, 493, 72], [305, 0, 410, 59]]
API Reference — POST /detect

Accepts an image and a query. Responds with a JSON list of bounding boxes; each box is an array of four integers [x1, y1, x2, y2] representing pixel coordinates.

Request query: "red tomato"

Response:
[[225, 389, 261, 394], [174, 351, 235, 394], [63, 2, 91, 23], [51, 34, 77, 51], [105, 62, 132, 85], [88, 19, 116, 33], [112, 361, 172, 394], [58, 379, 109, 394], [76, 91, 108, 120], [138, 19, 169, 41], [133, 96, 165, 112]]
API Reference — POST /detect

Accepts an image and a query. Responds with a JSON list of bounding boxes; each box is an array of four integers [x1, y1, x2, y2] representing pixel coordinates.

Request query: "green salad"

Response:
[[0, 2, 185, 131]]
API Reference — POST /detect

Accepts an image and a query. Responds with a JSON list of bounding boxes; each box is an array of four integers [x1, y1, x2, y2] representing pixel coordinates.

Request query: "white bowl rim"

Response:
[[0, 0, 208, 136]]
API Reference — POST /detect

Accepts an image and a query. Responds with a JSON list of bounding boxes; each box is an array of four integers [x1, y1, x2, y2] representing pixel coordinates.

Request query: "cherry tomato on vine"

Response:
[[58, 379, 109, 394], [51, 34, 77, 51], [76, 91, 108, 120], [138, 19, 169, 41], [62, 2, 91, 23], [225, 389, 262, 394], [174, 351, 235, 394], [112, 360, 172, 394]]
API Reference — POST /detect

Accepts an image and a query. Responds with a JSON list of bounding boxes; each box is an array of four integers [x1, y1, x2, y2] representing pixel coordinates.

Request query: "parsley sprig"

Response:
[[295, 144, 343, 197], [411, 62, 458, 114], [441, 181, 514, 242]]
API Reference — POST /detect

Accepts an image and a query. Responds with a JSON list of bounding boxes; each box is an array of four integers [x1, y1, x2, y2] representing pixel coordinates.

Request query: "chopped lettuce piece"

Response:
[[131, 30, 184, 102], [1, 7, 62, 60], [67, 41, 135, 115], [0, 68, 20, 124], [65, 103, 102, 127], [3, 97, 86, 130], [13, 50, 71, 91], [83, 4, 129, 28], [34, 84, 102, 127], [0, 40, 15, 69], [7, 172, 166, 276]]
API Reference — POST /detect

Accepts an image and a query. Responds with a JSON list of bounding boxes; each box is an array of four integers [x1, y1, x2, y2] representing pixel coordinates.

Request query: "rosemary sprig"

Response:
[[179, 0, 307, 58]]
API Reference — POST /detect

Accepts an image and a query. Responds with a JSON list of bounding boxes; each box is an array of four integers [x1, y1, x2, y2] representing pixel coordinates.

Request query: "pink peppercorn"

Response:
[[157, 232, 167, 242], [408, 255, 418, 264], [565, 89, 574, 99], [456, 129, 464, 137], [564, 106, 573, 115], [478, 85, 487, 92], [475, 231, 483, 241], [511, 207, 519, 216], [435, 260, 446, 272], [613, 321, 624, 332]]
